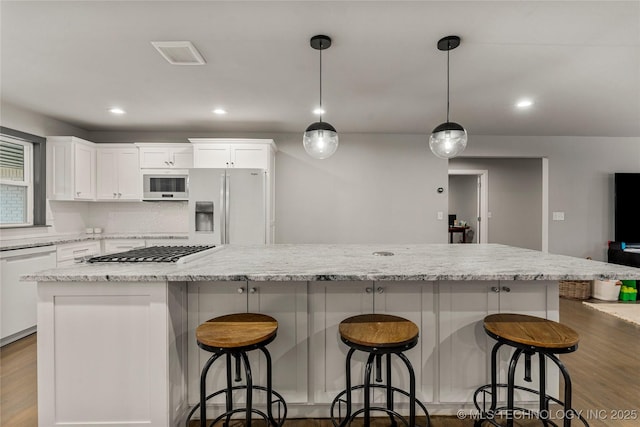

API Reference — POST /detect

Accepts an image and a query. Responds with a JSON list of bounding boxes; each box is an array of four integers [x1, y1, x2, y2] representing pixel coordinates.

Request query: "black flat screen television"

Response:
[[614, 173, 640, 245]]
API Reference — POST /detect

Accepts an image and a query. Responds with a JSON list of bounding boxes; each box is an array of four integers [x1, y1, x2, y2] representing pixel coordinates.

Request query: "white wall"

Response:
[[462, 136, 640, 260], [1, 102, 88, 139], [450, 158, 543, 251]]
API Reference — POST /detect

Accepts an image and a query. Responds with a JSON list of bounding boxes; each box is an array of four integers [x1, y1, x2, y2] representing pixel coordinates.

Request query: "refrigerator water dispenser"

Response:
[[195, 201, 214, 232]]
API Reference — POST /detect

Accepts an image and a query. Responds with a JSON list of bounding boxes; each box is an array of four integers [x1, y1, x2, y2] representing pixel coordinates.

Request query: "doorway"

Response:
[[448, 169, 488, 244]]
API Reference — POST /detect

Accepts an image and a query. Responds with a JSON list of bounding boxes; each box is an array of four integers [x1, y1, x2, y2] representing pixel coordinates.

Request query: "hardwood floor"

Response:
[[2, 299, 638, 427]]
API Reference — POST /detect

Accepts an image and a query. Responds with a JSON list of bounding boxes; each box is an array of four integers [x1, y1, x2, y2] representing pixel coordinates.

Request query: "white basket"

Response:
[[592, 279, 621, 301]]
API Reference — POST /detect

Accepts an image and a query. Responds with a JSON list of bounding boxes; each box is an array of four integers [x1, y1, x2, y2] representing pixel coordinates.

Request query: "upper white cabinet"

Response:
[[136, 143, 193, 169], [189, 139, 276, 169], [96, 145, 141, 201], [47, 136, 97, 200]]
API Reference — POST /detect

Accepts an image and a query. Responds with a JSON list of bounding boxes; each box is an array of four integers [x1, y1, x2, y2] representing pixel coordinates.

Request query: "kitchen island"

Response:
[[26, 244, 640, 427]]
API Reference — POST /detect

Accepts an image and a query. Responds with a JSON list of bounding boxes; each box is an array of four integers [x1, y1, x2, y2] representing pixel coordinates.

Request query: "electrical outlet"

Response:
[[437, 211, 444, 220], [552, 212, 565, 221]]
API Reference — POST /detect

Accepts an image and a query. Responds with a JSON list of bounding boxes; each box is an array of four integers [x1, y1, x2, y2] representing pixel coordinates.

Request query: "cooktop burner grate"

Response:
[[87, 245, 216, 263]]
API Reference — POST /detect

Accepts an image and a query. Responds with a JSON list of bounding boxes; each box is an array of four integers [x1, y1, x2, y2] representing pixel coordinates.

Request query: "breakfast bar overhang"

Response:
[[26, 244, 640, 427]]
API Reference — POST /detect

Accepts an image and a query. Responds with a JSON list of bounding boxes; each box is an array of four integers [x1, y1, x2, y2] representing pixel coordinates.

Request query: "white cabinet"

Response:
[[102, 239, 145, 255], [96, 145, 141, 200], [47, 136, 96, 200], [438, 280, 558, 403], [189, 139, 275, 169], [136, 143, 193, 169], [56, 241, 101, 267], [0, 246, 57, 345], [187, 281, 308, 407], [309, 281, 436, 405]]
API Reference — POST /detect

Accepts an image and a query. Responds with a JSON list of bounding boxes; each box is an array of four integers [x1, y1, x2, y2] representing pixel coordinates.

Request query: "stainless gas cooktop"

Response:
[[87, 245, 217, 264]]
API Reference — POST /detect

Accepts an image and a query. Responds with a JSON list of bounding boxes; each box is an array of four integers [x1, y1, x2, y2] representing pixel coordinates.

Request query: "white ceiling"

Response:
[[1, 1, 639, 137]]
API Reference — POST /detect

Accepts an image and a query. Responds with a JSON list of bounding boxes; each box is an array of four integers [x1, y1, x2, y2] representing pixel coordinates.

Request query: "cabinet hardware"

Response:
[[502, 286, 511, 293], [249, 287, 257, 294], [365, 287, 373, 294], [491, 286, 500, 293], [237, 287, 245, 294], [376, 287, 384, 294], [113, 193, 117, 197]]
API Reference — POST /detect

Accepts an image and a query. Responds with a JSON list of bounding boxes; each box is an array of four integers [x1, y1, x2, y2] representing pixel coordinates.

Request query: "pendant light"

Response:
[[303, 35, 339, 159], [429, 35, 468, 159]]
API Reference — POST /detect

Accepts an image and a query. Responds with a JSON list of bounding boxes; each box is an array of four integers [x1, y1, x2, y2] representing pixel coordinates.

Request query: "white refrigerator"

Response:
[[188, 168, 267, 245]]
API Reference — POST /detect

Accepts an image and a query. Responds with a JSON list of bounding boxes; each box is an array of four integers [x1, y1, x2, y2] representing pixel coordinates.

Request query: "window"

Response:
[[0, 127, 46, 227]]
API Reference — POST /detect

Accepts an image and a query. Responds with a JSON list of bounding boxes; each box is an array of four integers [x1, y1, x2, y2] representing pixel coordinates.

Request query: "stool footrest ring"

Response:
[[330, 384, 430, 427], [473, 383, 589, 426], [185, 385, 287, 427]]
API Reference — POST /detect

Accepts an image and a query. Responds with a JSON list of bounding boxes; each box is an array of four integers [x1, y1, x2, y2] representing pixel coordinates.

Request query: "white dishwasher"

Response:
[[0, 245, 57, 346]]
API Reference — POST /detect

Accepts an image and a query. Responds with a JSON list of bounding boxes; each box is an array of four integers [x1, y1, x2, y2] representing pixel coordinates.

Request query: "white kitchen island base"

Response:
[[37, 279, 560, 426]]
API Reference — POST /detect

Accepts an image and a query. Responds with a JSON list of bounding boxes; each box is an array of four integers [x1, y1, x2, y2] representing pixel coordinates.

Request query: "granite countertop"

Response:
[[0, 233, 188, 252], [23, 243, 640, 282]]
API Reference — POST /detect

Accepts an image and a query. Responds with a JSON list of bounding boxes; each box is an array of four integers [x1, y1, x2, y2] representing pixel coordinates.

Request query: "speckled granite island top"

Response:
[[25, 243, 640, 282]]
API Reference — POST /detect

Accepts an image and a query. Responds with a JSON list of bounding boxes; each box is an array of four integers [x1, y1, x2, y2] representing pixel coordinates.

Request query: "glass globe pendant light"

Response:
[[303, 35, 339, 159], [429, 35, 468, 159]]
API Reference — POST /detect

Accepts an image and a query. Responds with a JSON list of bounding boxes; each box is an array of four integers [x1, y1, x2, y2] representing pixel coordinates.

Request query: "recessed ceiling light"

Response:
[[109, 107, 125, 115], [516, 99, 534, 108], [313, 108, 325, 115], [212, 108, 227, 115]]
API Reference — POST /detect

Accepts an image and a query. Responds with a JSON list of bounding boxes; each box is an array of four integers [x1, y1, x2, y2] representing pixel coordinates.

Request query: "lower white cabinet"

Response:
[[309, 281, 436, 407], [438, 281, 559, 403], [56, 241, 101, 267], [0, 246, 56, 345], [187, 281, 309, 409]]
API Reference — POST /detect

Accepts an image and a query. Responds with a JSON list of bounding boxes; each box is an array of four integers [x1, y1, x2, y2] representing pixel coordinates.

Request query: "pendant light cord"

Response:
[[446, 45, 450, 123], [319, 41, 323, 123]]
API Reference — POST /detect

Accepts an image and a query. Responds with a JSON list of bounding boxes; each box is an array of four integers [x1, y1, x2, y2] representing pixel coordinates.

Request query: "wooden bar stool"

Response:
[[185, 313, 287, 427], [330, 314, 431, 427], [473, 313, 589, 427]]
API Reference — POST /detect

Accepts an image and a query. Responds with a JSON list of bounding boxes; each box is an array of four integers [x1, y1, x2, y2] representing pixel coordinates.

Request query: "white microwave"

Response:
[[142, 170, 189, 201]]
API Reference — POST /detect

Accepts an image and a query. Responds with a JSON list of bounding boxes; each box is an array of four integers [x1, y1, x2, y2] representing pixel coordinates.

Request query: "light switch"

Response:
[[437, 211, 444, 220], [552, 212, 565, 221]]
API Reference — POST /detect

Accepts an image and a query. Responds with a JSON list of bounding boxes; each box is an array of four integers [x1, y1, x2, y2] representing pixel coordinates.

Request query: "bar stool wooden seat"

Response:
[[185, 313, 287, 427], [473, 313, 588, 427], [330, 314, 430, 427]]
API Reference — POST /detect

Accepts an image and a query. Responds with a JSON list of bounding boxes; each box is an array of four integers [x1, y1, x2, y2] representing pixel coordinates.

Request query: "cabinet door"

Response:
[[308, 281, 374, 403], [0, 246, 56, 342], [497, 281, 560, 401], [230, 145, 268, 169], [96, 150, 118, 200], [49, 141, 73, 200], [56, 241, 101, 267], [186, 282, 248, 405], [139, 147, 169, 168], [193, 144, 231, 168], [438, 281, 499, 403], [74, 143, 96, 200], [116, 149, 141, 199], [248, 282, 308, 403], [170, 146, 194, 168], [374, 281, 436, 403]]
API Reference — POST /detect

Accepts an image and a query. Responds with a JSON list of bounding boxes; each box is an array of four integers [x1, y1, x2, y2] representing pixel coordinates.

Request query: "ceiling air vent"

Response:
[[151, 41, 206, 65]]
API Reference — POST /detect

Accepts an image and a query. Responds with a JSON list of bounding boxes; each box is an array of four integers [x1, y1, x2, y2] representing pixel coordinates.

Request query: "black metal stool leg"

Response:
[[363, 352, 376, 427], [386, 353, 398, 427], [339, 347, 357, 427], [507, 348, 525, 427], [225, 353, 233, 427], [397, 352, 416, 427], [199, 352, 223, 427], [538, 353, 550, 426], [546, 353, 575, 427], [240, 352, 253, 426], [259, 346, 279, 427], [489, 341, 505, 413]]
